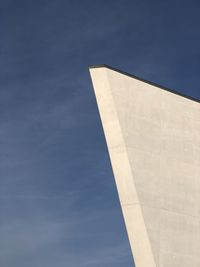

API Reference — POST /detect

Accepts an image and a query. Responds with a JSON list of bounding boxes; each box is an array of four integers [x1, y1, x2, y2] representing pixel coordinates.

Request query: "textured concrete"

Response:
[[89, 66, 200, 267]]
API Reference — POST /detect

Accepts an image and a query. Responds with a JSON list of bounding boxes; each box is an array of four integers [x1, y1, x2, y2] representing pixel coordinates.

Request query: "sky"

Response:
[[1, 0, 200, 266]]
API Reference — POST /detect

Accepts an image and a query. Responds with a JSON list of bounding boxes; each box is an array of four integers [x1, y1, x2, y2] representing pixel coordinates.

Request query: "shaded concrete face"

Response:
[[89, 66, 200, 267]]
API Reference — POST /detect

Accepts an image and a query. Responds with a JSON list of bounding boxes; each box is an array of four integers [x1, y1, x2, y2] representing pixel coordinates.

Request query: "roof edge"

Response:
[[89, 64, 200, 104]]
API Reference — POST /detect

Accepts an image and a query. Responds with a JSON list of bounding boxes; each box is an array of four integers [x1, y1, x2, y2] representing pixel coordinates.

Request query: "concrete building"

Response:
[[89, 65, 200, 267]]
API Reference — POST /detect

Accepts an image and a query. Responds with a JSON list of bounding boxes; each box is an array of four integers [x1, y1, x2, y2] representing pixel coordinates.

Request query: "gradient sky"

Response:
[[1, 0, 200, 266]]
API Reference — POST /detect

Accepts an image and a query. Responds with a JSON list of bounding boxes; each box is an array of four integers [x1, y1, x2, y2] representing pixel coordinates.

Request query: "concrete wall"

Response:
[[89, 66, 200, 267]]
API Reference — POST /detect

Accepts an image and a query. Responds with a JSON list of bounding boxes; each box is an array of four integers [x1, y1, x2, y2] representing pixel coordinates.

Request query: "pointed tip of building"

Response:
[[89, 64, 200, 103]]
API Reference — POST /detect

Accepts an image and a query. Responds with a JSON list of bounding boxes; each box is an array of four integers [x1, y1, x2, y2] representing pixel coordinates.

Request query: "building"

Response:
[[89, 65, 200, 267]]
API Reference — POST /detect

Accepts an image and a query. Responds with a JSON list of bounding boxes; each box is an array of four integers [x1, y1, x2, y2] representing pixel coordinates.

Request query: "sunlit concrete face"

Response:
[[89, 66, 200, 267]]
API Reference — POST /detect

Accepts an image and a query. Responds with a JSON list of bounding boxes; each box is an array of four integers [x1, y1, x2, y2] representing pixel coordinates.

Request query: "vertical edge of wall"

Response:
[[89, 67, 156, 267]]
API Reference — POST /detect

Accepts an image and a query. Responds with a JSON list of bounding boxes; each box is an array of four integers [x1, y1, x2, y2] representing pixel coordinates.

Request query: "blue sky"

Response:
[[1, 0, 200, 266]]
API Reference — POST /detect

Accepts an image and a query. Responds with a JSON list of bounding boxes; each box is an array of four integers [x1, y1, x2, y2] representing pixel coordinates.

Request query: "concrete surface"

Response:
[[89, 66, 200, 267]]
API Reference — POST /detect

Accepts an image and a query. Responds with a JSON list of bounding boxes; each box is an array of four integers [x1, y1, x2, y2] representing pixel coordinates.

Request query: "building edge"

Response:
[[89, 64, 200, 104]]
